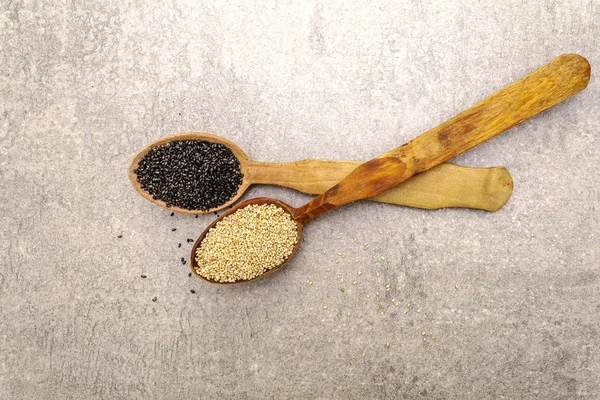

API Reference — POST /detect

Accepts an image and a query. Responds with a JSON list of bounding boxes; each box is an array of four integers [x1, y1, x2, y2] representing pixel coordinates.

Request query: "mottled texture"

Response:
[[1, 1, 599, 399]]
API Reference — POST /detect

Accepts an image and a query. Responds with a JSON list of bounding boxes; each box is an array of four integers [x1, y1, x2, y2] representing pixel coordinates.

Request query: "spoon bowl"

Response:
[[128, 132, 253, 214], [189, 197, 303, 284]]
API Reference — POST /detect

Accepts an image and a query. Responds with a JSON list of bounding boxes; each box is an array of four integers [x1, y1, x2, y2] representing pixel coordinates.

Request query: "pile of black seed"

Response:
[[135, 140, 243, 211]]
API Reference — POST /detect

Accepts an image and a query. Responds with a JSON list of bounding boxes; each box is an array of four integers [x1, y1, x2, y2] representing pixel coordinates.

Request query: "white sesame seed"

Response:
[[195, 204, 298, 283]]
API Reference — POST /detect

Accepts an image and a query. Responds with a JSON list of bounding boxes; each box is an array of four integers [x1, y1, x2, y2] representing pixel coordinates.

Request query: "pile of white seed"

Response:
[[194, 204, 298, 282]]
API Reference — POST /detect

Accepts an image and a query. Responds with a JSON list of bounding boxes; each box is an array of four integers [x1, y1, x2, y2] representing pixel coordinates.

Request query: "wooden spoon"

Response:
[[129, 132, 513, 213], [190, 54, 590, 284]]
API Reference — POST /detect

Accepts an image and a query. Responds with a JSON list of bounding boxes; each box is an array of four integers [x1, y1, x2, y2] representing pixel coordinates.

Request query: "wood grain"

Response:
[[294, 54, 590, 223], [247, 160, 512, 211]]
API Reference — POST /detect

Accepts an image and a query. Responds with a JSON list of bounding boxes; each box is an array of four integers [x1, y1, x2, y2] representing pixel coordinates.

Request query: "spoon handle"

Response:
[[247, 160, 512, 211], [294, 54, 590, 223]]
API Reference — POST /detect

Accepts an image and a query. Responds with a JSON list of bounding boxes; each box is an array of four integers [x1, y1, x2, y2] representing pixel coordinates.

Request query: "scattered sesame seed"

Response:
[[352, 281, 357, 285], [188, 272, 192, 277], [407, 303, 411, 308], [178, 243, 181, 248], [431, 336, 436, 340], [455, 284, 459, 290], [337, 252, 343, 256], [376, 291, 379, 296], [141, 275, 147, 278], [322, 306, 328, 310], [378, 230, 382, 235], [394, 303, 399, 307], [362, 352, 366, 357], [422, 276, 426, 281], [417, 309, 422, 313], [340, 279, 345, 283], [381, 256, 385, 260], [357, 271, 362, 276], [376, 272, 380, 276], [386, 343, 390, 348], [335, 260, 340, 264], [421, 331, 426, 336], [190, 290, 195, 294], [347, 311, 351, 316], [380, 311, 384, 315], [187, 238, 194, 243], [117, 235, 123, 238], [355, 259, 359, 263], [386, 288, 390, 292], [152, 297, 157, 302], [340, 288, 345, 292], [171, 228, 177, 232], [170, 212, 175, 216], [195, 215, 199, 219], [391, 232, 396, 236], [423, 338, 427, 342], [322, 249, 327, 254], [326, 268, 331, 272], [337, 236, 341, 239]]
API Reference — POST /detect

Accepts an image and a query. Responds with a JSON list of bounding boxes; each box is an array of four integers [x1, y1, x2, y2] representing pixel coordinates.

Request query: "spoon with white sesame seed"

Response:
[[191, 54, 590, 284]]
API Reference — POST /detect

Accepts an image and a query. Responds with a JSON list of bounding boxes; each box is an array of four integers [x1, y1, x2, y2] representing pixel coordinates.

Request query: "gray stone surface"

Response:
[[1, 1, 599, 399]]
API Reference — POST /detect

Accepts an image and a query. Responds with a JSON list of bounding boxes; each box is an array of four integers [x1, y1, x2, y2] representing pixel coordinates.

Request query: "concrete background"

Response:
[[1, 1, 599, 399]]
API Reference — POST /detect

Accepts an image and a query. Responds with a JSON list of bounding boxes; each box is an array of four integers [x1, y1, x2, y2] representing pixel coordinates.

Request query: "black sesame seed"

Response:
[[134, 140, 243, 211], [152, 297, 157, 302], [190, 290, 195, 294], [195, 215, 199, 218], [172, 228, 177, 232], [117, 235, 122, 238], [181, 257, 186, 265], [141, 275, 147, 278], [188, 272, 192, 277], [170, 212, 174, 216], [187, 238, 193, 243], [178, 243, 181, 248]]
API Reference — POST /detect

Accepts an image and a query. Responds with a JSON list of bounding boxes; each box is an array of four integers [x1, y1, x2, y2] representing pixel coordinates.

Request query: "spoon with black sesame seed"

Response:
[[129, 132, 514, 214], [190, 54, 590, 284]]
